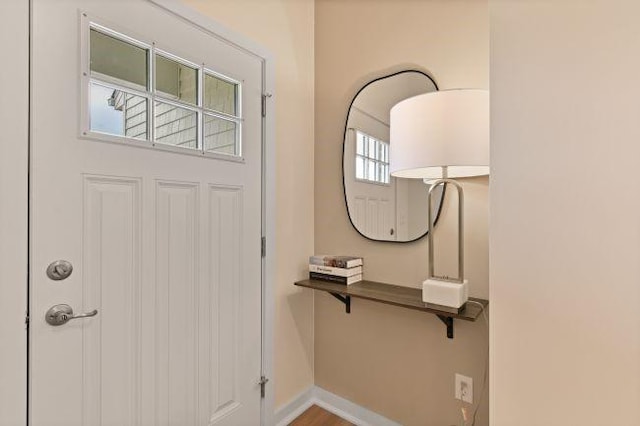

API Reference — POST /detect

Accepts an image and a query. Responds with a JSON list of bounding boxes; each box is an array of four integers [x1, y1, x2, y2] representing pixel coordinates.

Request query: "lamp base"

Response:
[[422, 278, 468, 310]]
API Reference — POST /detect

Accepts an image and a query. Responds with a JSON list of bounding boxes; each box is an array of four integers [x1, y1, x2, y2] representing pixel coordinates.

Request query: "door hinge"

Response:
[[261, 93, 272, 118], [25, 313, 29, 328], [261, 236, 266, 258], [259, 376, 269, 398]]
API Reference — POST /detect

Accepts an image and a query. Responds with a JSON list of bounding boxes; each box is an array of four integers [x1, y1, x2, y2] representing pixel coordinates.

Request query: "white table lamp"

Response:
[[389, 89, 489, 311]]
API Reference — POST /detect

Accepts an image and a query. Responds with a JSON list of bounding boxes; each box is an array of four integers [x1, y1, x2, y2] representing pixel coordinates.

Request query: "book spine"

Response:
[[310, 272, 363, 285], [308, 264, 362, 277], [346, 274, 363, 285], [309, 272, 349, 284], [309, 256, 363, 268]]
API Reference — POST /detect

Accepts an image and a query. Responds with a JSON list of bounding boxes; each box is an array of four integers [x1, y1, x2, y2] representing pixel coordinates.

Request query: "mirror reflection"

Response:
[[343, 70, 444, 242]]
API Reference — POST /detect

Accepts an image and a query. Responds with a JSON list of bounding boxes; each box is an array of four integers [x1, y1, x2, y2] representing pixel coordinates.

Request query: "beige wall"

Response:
[[184, 0, 316, 408], [0, 0, 28, 424], [315, 1, 489, 425], [490, 1, 640, 424]]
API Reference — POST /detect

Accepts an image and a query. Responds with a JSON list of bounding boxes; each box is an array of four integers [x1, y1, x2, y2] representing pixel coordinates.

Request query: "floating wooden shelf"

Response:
[[294, 279, 488, 339]]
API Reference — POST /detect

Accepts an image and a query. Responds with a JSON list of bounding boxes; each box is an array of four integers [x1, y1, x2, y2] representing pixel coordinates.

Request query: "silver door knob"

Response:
[[45, 304, 98, 326]]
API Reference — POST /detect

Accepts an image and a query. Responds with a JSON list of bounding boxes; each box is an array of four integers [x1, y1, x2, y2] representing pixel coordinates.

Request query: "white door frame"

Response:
[[0, 1, 275, 425], [0, 0, 29, 425]]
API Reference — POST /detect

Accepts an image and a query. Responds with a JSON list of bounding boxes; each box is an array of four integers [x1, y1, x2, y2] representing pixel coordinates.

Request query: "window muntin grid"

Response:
[[87, 23, 243, 158], [355, 130, 390, 185]]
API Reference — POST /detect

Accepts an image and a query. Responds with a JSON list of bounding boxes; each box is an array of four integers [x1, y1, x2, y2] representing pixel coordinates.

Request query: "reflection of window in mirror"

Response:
[[355, 130, 390, 185]]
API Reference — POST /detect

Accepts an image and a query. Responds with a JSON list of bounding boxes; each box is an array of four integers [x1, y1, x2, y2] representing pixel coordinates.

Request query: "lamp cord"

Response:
[[464, 300, 489, 426]]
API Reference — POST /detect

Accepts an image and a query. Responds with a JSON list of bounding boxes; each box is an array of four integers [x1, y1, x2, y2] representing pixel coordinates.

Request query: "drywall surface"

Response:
[[314, 1, 489, 425], [490, 1, 640, 424], [184, 0, 315, 409], [0, 0, 28, 424]]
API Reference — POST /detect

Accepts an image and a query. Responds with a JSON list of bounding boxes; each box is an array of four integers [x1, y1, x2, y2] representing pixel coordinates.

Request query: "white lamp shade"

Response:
[[389, 89, 489, 179]]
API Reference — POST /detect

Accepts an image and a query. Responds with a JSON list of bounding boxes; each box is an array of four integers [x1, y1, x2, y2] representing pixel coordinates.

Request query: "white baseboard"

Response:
[[274, 386, 316, 426], [274, 386, 401, 426]]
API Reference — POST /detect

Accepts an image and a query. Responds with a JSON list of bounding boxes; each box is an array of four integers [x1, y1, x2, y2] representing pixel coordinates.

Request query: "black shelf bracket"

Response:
[[436, 315, 454, 339], [330, 292, 351, 314]]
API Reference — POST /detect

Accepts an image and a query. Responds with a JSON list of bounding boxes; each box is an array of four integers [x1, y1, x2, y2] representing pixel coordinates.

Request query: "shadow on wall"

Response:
[[284, 287, 315, 367]]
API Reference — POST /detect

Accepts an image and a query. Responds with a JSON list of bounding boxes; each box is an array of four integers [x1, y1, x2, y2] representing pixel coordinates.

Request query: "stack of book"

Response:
[[308, 255, 363, 285]]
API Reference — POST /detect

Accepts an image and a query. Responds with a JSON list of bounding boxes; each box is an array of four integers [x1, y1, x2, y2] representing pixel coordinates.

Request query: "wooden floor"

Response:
[[289, 405, 354, 426]]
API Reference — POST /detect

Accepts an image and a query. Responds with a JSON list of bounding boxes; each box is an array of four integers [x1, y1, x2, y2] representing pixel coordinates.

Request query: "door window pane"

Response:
[[356, 132, 365, 155], [90, 29, 148, 89], [368, 138, 376, 159], [154, 102, 197, 148], [204, 115, 237, 155], [354, 130, 390, 184], [204, 73, 237, 116], [90, 82, 147, 140], [87, 24, 243, 157], [155, 54, 198, 105], [355, 156, 365, 180], [367, 160, 375, 181]]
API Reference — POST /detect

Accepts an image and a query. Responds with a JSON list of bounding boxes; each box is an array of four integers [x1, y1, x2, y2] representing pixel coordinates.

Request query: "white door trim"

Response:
[[0, 0, 29, 425], [145, 2, 276, 425]]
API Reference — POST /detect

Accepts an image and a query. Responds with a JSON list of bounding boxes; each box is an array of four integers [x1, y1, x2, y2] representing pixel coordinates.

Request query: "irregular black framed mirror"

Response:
[[342, 70, 445, 242]]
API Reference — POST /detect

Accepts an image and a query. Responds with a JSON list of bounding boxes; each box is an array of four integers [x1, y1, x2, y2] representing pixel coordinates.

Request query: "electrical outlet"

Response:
[[455, 373, 473, 404]]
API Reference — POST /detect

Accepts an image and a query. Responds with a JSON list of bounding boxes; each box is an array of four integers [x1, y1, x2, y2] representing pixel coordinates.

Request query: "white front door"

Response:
[[30, 1, 264, 425]]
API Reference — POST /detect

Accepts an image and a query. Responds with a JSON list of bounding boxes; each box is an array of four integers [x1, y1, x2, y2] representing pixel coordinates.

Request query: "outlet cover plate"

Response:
[[455, 373, 473, 404]]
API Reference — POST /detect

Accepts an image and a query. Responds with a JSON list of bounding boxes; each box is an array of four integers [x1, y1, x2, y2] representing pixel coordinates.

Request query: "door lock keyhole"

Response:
[[46, 260, 73, 281]]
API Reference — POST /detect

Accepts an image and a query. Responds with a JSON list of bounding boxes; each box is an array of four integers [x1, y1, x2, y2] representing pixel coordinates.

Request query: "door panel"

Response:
[[155, 181, 198, 426], [207, 186, 243, 423], [352, 196, 394, 240], [30, 1, 263, 425], [82, 176, 142, 426]]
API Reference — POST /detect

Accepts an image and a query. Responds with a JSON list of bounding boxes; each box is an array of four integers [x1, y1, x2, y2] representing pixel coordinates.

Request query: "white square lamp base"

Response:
[[422, 279, 468, 309]]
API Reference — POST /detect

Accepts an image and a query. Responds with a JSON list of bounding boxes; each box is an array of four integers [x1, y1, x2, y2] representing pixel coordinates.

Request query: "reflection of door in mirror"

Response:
[[345, 127, 395, 240], [343, 70, 444, 242]]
